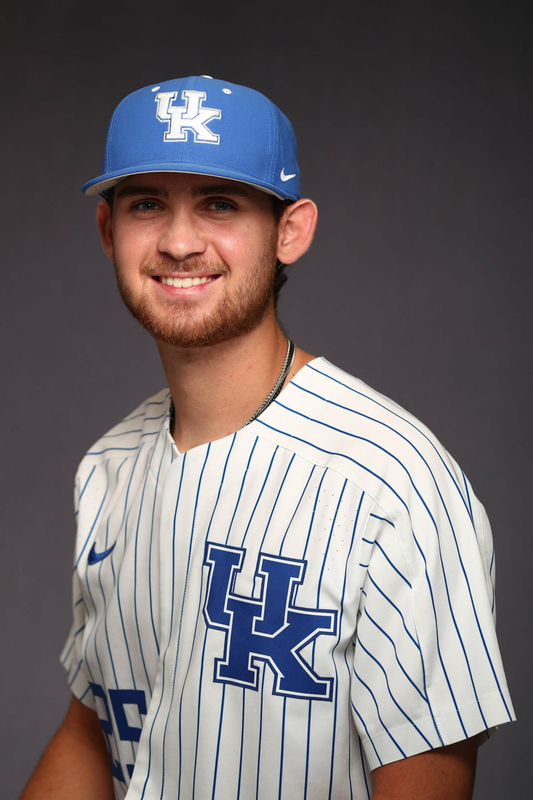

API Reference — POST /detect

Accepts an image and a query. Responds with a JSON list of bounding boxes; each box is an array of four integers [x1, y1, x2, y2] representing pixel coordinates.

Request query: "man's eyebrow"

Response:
[[115, 184, 169, 200], [114, 182, 253, 201], [189, 183, 252, 199]]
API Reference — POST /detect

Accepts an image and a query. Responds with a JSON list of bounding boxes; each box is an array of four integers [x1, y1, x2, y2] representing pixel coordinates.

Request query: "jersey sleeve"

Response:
[[351, 464, 515, 771], [59, 472, 95, 709]]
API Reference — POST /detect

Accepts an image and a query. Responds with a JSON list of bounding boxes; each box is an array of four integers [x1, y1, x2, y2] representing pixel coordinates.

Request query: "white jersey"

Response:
[[61, 357, 514, 799]]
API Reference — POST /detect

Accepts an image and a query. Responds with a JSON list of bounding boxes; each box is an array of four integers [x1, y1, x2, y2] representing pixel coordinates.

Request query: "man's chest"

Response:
[[77, 436, 372, 700]]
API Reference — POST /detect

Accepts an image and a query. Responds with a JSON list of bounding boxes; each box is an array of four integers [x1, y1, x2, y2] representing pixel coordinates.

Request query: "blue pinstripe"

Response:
[[206, 434, 238, 543], [211, 682, 226, 799], [327, 491, 364, 800], [176, 447, 212, 799], [148, 436, 172, 657], [255, 668, 267, 800], [357, 738, 370, 799], [279, 464, 316, 553], [78, 464, 96, 504], [363, 608, 429, 705], [278, 696, 287, 799], [301, 470, 328, 563], [227, 437, 259, 541], [132, 440, 161, 693], [353, 667, 407, 758], [351, 702, 383, 767], [371, 539, 412, 587], [139, 454, 187, 800], [256, 451, 294, 554], [191, 441, 239, 796], [115, 446, 148, 690], [191, 612, 212, 800], [241, 444, 279, 550], [366, 573, 419, 649], [236, 689, 246, 800]]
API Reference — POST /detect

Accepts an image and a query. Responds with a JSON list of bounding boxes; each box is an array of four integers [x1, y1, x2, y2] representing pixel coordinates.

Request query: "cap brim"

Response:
[[82, 163, 296, 201]]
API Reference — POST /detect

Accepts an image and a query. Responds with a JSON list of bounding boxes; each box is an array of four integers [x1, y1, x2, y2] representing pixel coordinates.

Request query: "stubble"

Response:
[[113, 233, 279, 348]]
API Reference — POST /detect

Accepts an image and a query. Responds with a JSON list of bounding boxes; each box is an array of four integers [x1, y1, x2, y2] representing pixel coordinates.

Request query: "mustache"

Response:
[[141, 257, 229, 276]]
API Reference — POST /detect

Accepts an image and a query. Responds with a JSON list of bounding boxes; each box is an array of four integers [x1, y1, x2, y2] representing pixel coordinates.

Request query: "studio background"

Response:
[[1, 1, 530, 797]]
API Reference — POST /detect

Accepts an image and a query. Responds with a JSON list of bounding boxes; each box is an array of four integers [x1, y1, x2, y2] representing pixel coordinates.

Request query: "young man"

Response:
[[22, 76, 514, 800]]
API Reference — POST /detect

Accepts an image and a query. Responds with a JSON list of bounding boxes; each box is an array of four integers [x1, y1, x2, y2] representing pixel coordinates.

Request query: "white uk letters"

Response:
[[155, 90, 221, 144]]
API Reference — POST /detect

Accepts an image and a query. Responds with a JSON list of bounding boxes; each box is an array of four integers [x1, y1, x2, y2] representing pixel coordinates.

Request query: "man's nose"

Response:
[[157, 209, 207, 261]]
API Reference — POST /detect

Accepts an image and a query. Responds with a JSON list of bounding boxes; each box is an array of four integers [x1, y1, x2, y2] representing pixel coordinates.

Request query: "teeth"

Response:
[[160, 276, 215, 288]]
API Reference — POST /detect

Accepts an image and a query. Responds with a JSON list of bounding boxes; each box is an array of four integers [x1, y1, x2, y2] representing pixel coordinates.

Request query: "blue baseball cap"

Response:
[[82, 76, 300, 201]]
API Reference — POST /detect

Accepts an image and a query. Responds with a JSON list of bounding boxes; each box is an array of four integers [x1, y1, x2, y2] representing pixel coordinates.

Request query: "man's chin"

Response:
[[124, 301, 272, 349], [115, 250, 277, 348]]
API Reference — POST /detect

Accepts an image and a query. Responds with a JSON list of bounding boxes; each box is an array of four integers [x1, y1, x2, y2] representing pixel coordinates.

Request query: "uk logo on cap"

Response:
[[155, 90, 222, 144]]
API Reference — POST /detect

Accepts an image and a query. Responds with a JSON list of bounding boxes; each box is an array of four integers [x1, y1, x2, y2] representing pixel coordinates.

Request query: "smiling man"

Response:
[[21, 76, 514, 800]]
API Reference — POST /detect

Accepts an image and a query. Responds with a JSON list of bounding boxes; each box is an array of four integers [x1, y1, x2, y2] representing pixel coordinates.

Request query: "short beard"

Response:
[[114, 234, 279, 349]]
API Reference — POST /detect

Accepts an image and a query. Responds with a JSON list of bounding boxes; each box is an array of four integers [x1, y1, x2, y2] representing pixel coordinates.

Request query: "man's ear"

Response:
[[277, 199, 318, 265], [96, 199, 114, 262]]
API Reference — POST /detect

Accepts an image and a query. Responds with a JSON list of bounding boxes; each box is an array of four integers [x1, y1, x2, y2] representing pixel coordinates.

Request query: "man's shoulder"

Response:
[[273, 356, 441, 447], [297, 358, 417, 419], [257, 357, 464, 494], [79, 388, 171, 466]]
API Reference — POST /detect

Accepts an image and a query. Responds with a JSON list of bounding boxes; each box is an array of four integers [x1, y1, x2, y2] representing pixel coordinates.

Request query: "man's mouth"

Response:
[[156, 275, 218, 288]]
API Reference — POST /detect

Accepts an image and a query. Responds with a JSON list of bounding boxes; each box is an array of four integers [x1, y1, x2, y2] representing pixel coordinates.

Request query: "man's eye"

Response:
[[208, 200, 234, 213], [134, 200, 160, 212]]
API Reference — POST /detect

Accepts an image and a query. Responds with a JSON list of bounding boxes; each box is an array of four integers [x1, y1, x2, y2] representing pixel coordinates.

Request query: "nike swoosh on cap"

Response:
[[88, 542, 116, 565], [280, 168, 297, 182]]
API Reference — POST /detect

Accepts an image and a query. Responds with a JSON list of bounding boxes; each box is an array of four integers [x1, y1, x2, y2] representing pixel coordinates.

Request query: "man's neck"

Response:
[[156, 316, 314, 453]]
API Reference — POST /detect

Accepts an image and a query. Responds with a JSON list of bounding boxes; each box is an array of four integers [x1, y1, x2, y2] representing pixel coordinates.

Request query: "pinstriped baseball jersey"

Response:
[[61, 357, 515, 799]]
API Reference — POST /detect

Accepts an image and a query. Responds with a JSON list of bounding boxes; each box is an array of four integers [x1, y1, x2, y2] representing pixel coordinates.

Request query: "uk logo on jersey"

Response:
[[155, 90, 221, 144], [203, 543, 338, 700]]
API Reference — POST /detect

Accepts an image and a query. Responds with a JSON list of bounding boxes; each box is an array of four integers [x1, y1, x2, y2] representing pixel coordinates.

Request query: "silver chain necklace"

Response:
[[168, 339, 296, 433], [241, 338, 295, 428]]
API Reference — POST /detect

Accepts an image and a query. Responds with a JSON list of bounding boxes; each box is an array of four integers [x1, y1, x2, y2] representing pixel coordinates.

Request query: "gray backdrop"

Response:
[[2, 1, 530, 797]]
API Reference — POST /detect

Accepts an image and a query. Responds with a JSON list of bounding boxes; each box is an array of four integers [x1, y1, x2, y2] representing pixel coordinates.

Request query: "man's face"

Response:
[[102, 172, 281, 348]]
